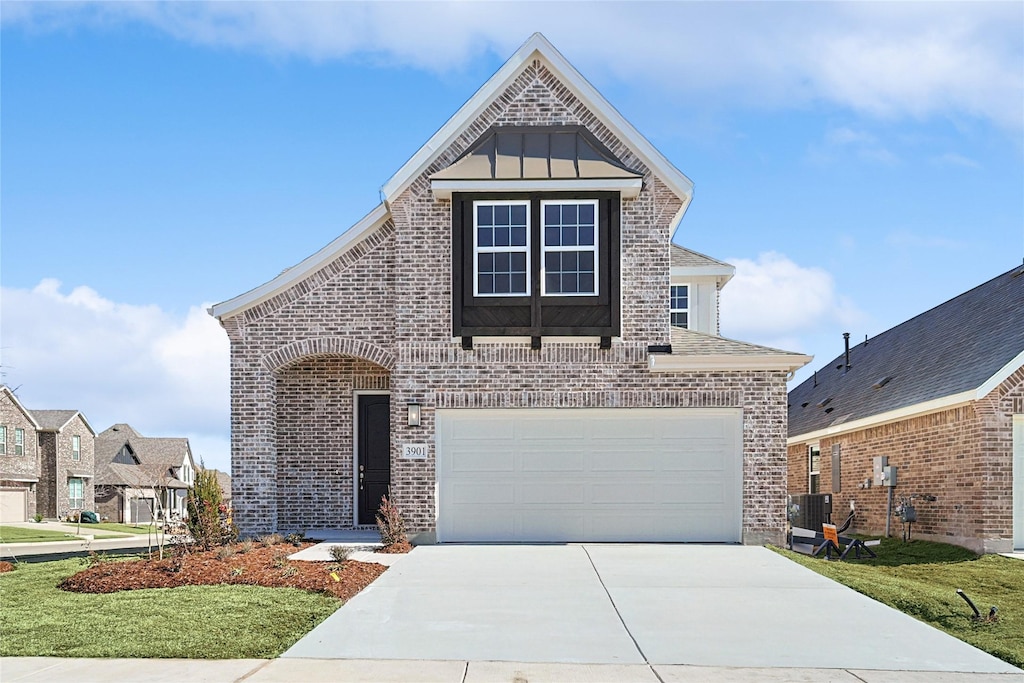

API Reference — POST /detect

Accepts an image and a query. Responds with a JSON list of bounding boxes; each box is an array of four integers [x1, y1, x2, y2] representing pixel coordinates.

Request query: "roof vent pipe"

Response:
[[843, 332, 851, 373]]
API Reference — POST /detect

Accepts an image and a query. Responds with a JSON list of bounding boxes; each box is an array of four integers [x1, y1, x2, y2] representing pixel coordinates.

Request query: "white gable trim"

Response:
[[431, 178, 643, 201], [209, 204, 390, 320], [649, 353, 812, 373], [976, 349, 1024, 399], [381, 33, 694, 229], [1, 387, 41, 430]]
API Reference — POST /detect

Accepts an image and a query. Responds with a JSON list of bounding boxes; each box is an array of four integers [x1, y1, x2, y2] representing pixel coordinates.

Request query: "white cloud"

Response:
[[884, 230, 966, 250], [933, 152, 982, 169], [3, 2, 1021, 128], [719, 252, 863, 350], [0, 280, 231, 472]]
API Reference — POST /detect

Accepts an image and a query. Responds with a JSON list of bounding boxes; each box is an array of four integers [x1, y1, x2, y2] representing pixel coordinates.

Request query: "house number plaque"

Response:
[[401, 443, 429, 459]]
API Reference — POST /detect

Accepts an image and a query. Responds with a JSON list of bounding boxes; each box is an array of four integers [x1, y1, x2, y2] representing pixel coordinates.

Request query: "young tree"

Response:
[[187, 468, 237, 550]]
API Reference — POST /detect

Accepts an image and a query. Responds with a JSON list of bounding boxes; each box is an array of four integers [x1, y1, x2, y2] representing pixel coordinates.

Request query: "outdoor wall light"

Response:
[[407, 402, 422, 427]]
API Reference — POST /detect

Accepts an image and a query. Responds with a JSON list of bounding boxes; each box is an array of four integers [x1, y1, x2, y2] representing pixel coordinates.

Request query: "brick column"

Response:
[[230, 356, 278, 537]]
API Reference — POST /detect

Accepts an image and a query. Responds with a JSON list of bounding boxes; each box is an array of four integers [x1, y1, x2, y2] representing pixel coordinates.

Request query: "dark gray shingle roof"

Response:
[[30, 410, 79, 432], [95, 424, 191, 486], [789, 265, 1024, 437]]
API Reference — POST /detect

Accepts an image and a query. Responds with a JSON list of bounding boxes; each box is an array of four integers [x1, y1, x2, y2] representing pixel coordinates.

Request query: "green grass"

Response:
[[86, 523, 163, 535], [1, 526, 82, 543], [0, 559, 341, 658], [773, 537, 1024, 668]]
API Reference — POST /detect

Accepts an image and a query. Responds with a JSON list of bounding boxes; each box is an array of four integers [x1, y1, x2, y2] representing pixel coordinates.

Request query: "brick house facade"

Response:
[[34, 411, 97, 519], [788, 268, 1024, 553], [0, 386, 42, 521], [212, 35, 809, 544]]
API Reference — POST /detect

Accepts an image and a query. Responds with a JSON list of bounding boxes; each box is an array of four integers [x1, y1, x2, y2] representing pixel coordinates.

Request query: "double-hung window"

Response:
[[474, 200, 530, 296], [14, 428, 24, 456], [69, 478, 84, 510], [0, 426, 6, 455], [72, 435, 81, 461], [670, 285, 689, 328], [542, 200, 598, 296]]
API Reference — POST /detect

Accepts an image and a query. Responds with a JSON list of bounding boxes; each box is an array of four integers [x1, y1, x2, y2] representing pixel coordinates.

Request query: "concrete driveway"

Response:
[[283, 544, 1020, 674]]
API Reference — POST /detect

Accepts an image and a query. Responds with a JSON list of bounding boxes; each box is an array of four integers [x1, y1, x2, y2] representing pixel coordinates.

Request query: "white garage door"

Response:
[[0, 489, 28, 523], [436, 408, 742, 543]]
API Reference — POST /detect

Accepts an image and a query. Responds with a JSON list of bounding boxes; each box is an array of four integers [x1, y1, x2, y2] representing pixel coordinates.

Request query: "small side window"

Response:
[[14, 428, 24, 456], [671, 284, 689, 329], [0, 426, 6, 455], [72, 435, 81, 461]]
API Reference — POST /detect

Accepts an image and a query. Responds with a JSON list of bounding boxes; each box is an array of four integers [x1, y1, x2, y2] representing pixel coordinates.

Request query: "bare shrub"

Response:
[[330, 545, 353, 562], [376, 494, 407, 547]]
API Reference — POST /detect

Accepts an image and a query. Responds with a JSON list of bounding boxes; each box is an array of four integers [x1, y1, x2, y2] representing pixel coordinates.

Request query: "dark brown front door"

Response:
[[357, 394, 391, 526]]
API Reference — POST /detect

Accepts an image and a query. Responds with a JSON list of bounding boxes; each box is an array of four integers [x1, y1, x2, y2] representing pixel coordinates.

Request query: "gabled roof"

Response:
[[1, 385, 41, 430], [648, 327, 812, 373], [670, 244, 735, 285], [95, 423, 194, 486], [383, 33, 694, 223], [789, 264, 1024, 441], [30, 409, 97, 435]]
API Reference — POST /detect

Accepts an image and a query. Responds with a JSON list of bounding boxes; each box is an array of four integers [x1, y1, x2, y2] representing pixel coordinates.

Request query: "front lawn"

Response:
[[0, 558, 341, 658], [0, 526, 119, 543], [773, 538, 1024, 668], [86, 522, 164, 535]]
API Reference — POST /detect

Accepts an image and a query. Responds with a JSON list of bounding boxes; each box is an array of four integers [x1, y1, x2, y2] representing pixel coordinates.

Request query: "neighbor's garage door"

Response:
[[436, 408, 742, 543], [0, 489, 28, 523]]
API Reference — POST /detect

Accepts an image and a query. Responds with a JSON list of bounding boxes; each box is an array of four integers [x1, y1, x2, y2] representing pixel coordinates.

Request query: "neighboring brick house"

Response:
[[211, 34, 810, 544], [32, 410, 97, 519], [787, 266, 1024, 553], [95, 424, 196, 524], [0, 386, 42, 522]]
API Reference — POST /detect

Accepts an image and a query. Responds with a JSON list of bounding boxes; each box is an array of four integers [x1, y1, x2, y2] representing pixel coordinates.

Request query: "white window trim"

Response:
[[14, 428, 24, 456], [670, 283, 690, 329], [72, 435, 81, 461], [540, 199, 599, 297], [69, 477, 84, 510], [473, 199, 531, 298], [808, 444, 821, 494]]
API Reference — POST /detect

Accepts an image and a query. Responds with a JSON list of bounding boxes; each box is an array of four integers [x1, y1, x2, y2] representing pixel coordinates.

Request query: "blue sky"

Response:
[[2, 2, 1022, 474]]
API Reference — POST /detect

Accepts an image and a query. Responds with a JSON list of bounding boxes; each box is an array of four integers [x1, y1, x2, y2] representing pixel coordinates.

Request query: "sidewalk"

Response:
[[0, 522, 170, 560], [3, 657, 1022, 682]]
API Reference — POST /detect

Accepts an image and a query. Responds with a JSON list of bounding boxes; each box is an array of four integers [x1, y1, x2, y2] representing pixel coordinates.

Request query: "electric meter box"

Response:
[[873, 456, 888, 486], [882, 465, 898, 487]]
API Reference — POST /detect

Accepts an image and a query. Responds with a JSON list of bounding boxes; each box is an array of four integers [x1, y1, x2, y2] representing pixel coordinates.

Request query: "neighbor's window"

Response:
[[542, 200, 598, 296], [808, 445, 821, 494], [671, 284, 689, 328], [0, 426, 6, 455], [14, 428, 24, 456], [69, 478, 84, 510], [72, 435, 81, 461], [474, 200, 530, 296]]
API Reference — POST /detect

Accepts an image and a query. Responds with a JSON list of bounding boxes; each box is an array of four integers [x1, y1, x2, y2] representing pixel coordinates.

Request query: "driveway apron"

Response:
[[283, 545, 1020, 674]]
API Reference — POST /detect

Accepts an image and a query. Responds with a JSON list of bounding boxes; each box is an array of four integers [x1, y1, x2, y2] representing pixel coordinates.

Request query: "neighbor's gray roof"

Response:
[[670, 244, 732, 270], [95, 423, 192, 487], [669, 327, 807, 359], [430, 125, 642, 182], [31, 410, 79, 431], [789, 265, 1024, 438]]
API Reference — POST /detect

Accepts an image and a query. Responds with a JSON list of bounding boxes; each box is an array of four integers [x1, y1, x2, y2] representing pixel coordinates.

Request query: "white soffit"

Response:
[[381, 33, 695, 228], [648, 353, 812, 373], [209, 203, 390, 320], [976, 348, 1024, 399]]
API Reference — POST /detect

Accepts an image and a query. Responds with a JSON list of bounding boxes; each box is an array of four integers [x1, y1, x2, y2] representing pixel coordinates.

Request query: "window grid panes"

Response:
[[69, 478, 84, 510], [0, 426, 6, 455], [474, 201, 530, 296], [541, 200, 598, 295], [72, 435, 81, 461], [14, 428, 24, 456], [671, 285, 689, 329], [809, 446, 821, 494]]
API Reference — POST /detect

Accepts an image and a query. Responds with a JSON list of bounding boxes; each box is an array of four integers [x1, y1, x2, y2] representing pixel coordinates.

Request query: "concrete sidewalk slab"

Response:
[[246, 658, 467, 682], [465, 661, 659, 682], [586, 545, 1018, 672], [0, 657, 266, 682], [286, 542, 408, 566]]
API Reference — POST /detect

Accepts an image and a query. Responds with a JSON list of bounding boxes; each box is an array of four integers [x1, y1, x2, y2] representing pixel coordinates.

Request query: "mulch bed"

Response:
[[58, 542, 388, 600], [376, 540, 412, 554], [0, 561, 14, 573]]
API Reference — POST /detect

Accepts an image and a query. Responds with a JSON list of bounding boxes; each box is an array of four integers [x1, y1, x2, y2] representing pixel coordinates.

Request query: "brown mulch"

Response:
[[0, 561, 14, 573], [58, 542, 387, 601], [376, 540, 412, 554]]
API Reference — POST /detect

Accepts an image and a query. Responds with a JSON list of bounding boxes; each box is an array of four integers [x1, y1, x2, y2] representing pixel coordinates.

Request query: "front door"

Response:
[[357, 394, 391, 526]]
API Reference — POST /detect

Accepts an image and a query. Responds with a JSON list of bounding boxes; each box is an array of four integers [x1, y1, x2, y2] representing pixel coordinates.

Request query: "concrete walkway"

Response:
[[3, 656, 1022, 682]]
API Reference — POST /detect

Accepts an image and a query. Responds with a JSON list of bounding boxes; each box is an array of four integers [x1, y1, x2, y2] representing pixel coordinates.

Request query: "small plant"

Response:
[[33, 513, 43, 523], [376, 493, 407, 546], [230, 566, 244, 577], [259, 533, 284, 547], [330, 545, 353, 562], [285, 532, 306, 547], [272, 553, 288, 569], [217, 546, 237, 561], [280, 565, 298, 578], [186, 467, 238, 550], [238, 540, 253, 554], [80, 550, 110, 568]]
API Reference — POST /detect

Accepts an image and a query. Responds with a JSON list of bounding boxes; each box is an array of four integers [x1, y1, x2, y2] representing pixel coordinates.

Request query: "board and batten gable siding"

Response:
[[220, 55, 791, 543]]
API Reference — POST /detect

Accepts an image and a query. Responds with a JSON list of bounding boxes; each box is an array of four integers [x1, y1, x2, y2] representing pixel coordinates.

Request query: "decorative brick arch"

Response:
[[261, 337, 395, 373]]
